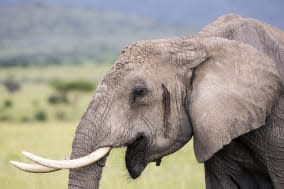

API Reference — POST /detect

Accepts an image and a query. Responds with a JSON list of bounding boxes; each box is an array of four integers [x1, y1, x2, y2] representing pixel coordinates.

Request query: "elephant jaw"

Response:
[[125, 135, 149, 178], [125, 134, 163, 179]]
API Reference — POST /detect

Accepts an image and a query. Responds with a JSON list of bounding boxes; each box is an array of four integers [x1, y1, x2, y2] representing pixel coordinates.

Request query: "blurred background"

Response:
[[0, 1, 283, 189]]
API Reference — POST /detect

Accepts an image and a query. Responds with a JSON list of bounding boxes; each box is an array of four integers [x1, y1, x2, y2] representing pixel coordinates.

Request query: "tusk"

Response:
[[22, 147, 111, 169], [10, 161, 60, 173]]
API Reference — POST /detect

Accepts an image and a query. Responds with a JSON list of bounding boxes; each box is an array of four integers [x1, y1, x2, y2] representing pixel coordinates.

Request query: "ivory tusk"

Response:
[[10, 161, 60, 173], [22, 147, 111, 169]]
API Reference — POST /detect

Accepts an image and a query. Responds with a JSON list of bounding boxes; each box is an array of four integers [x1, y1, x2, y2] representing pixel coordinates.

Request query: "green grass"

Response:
[[0, 63, 111, 83], [0, 123, 204, 189], [0, 83, 93, 122], [0, 64, 111, 122]]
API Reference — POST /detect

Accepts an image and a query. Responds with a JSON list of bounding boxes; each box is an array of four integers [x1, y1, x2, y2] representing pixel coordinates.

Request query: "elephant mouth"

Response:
[[125, 134, 187, 179], [125, 135, 149, 179]]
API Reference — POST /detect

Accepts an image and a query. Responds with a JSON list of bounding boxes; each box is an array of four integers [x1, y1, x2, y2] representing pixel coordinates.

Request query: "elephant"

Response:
[[11, 14, 284, 189]]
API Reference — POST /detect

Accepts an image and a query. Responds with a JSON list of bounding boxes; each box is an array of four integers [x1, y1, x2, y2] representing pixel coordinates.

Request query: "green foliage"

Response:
[[50, 79, 95, 93], [49, 79, 96, 106], [34, 110, 48, 121], [64, 80, 96, 92], [48, 95, 65, 105], [3, 78, 21, 93], [3, 99, 13, 108], [0, 99, 13, 121], [0, 114, 12, 121], [0, 64, 109, 122], [49, 80, 68, 93]]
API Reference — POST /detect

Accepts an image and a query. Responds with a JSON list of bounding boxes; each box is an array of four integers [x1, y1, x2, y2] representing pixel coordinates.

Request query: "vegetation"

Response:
[[34, 110, 48, 121], [49, 79, 96, 104], [3, 99, 13, 108], [0, 123, 204, 189], [0, 64, 110, 122], [3, 78, 21, 93]]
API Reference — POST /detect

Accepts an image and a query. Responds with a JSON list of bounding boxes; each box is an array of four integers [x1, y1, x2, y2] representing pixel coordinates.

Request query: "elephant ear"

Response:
[[187, 37, 281, 162]]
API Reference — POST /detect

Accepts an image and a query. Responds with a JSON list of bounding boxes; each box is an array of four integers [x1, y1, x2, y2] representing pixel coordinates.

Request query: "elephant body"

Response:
[[189, 14, 284, 189], [67, 14, 284, 188], [191, 14, 284, 189], [12, 14, 284, 189], [206, 96, 284, 189]]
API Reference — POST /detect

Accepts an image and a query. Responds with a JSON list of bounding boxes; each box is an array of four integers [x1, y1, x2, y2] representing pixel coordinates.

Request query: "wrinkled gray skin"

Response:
[[69, 14, 284, 189]]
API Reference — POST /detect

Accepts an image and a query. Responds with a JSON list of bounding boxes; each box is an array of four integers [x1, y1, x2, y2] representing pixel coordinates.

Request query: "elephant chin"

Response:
[[125, 135, 149, 179]]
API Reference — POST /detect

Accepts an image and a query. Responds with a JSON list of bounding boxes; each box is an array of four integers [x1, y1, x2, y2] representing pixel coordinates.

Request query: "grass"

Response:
[[0, 123, 205, 189], [0, 63, 111, 84], [0, 83, 93, 122], [0, 64, 112, 122]]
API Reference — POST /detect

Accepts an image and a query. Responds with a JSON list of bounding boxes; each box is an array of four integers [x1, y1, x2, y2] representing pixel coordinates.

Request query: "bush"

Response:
[[65, 80, 96, 92], [3, 79, 21, 93], [49, 79, 96, 104], [34, 110, 48, 121], [0, 114, 12, 122], [48, 95, 64, 105], [3, 99, 13, 108], [49, 79, 95, 93]]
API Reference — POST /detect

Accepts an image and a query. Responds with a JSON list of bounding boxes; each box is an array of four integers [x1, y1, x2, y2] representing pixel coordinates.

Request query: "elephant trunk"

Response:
[[68, 92, 113, 189], [68, 157, 106, 189], [68, 121, 106, 189], [10, 86, 115, 188]]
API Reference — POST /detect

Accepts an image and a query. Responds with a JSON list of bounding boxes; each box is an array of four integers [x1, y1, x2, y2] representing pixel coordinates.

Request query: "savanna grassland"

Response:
[[0, 64, 204, 189], [0, 64, 110, 122]]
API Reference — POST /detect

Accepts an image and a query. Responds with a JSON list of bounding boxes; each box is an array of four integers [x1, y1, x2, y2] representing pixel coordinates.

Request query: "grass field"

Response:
[[0, 64, 111, 122], [0, 63, 111, 82], [0, 123, 205, 189]]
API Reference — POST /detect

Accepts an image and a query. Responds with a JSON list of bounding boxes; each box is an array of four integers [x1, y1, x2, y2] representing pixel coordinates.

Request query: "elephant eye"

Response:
[[133, 88, 146, 96], [131, 86, 147, 103]]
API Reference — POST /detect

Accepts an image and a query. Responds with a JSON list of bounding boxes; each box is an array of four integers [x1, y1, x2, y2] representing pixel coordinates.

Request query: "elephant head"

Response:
[[11, 36, 281, 189]]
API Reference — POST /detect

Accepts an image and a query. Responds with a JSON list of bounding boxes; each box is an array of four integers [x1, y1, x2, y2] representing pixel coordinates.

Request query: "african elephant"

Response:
[[11, 14, 284, 189]]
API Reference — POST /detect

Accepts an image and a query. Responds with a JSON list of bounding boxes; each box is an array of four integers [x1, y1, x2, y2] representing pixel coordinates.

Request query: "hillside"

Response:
[[2, 0, 283, 30], [0, 4, 191, 66]]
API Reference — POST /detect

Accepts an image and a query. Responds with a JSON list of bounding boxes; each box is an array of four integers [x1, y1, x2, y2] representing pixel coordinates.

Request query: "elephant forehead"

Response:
[[100, 42, 179, 87], [100, 43, 162, 87]]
